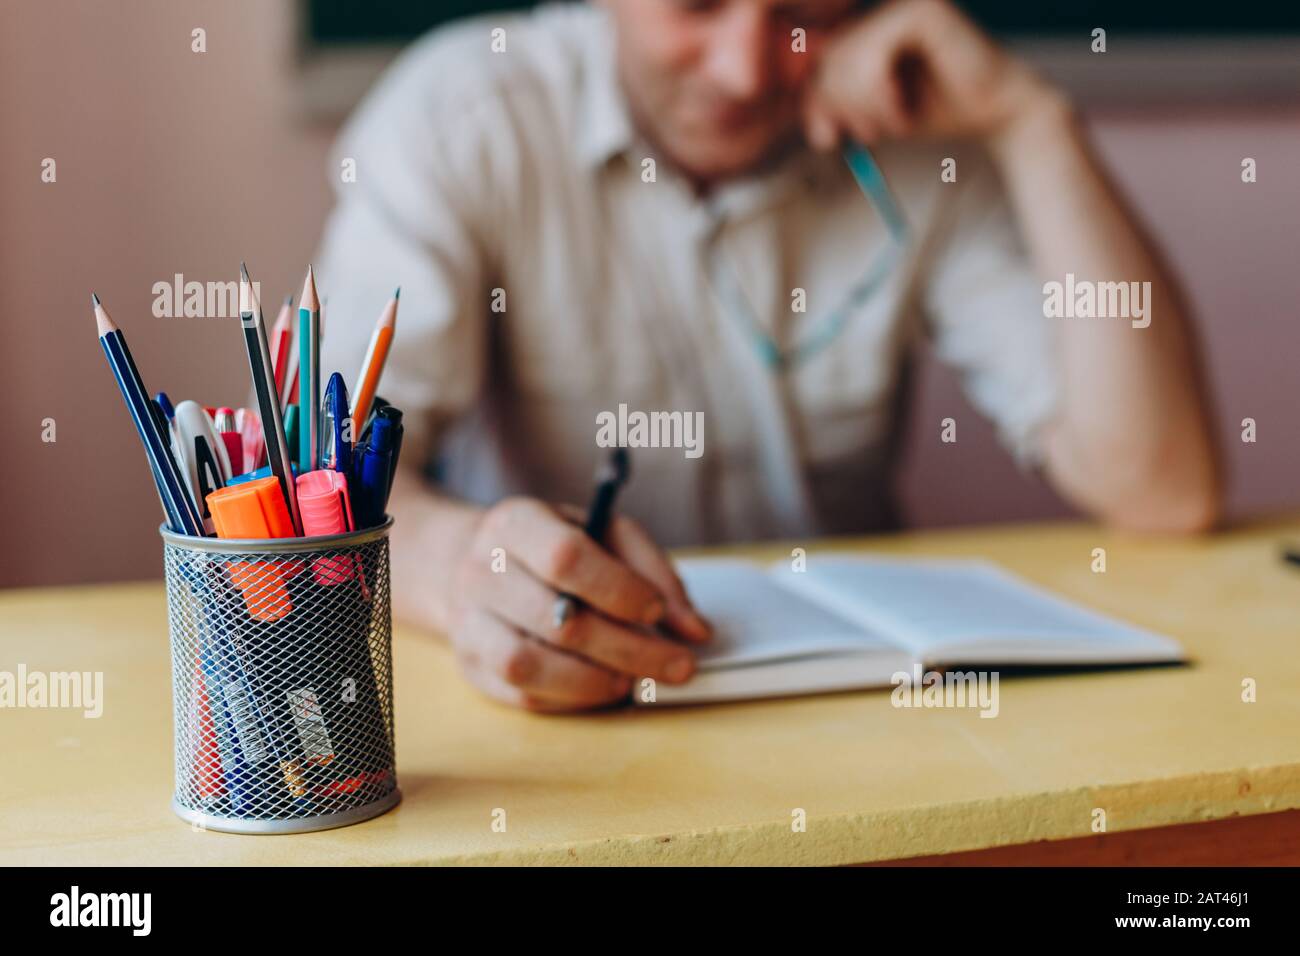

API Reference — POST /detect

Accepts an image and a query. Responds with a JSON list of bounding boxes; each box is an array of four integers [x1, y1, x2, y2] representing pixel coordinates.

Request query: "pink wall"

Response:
[[3, 1, 1298, 587], [898, 109, 1300, 526]]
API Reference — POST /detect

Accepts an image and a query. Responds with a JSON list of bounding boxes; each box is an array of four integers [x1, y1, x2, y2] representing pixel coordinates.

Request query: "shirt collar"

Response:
[[575, 18, 635, 170]]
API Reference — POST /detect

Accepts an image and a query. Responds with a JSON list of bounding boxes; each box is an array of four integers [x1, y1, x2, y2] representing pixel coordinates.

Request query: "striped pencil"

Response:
[[93, 293, 204, 536], [239, 264, 302, 535], [297, 265, 320, 474]]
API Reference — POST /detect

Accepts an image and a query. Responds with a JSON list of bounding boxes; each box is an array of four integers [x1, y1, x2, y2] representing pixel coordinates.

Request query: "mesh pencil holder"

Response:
[[160, 518, 400, 834]]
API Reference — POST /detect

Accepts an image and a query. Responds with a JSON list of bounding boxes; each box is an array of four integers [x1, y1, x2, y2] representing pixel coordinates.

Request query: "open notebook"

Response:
[[645, 557, 1184, 705]]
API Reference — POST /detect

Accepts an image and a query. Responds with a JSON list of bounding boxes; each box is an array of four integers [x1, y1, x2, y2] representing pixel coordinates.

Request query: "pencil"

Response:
[[93, 293, 204, 536], [298, 266, 320, 474], [240, 263, 302, 535], [349, 287, 398, 440], [278, 336, 299, 413], [270, 294, 293, 396]]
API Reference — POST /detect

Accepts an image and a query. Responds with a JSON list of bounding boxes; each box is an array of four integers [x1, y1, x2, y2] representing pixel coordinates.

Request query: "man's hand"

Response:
[[803, 0, 1060, 152], [445, 496, 712, 712]]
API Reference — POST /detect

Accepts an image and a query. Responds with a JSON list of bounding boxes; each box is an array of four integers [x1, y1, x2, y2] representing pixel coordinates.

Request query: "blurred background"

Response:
[[3, 0, 1299, 588]]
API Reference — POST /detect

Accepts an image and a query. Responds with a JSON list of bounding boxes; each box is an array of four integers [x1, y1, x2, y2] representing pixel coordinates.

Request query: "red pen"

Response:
[[213, 407, 243, 475], [234, 407, 264, 474]]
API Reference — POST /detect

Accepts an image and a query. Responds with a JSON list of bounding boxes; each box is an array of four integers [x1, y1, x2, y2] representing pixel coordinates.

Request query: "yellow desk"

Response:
[[3, 517, 1299, 866]]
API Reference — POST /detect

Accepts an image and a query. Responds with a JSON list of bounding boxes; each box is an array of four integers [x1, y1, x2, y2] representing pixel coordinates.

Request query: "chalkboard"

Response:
[[306, 1, 1300, 46]]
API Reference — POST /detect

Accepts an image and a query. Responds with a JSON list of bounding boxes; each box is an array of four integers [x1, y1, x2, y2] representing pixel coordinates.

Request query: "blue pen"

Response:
[[155, 391, 176, 423], [376, 405, 403, 497], [320, 372, 352, 474], [353, 416, 394, 529]]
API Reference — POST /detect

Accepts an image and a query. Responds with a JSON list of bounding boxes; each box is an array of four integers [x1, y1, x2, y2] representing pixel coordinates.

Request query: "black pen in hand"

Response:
[[552, 448, 631, 628]]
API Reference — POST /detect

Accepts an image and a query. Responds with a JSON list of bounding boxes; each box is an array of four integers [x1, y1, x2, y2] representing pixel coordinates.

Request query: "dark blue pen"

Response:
[[320, 372, 352, 474], [353, 416, 394, 529], [376, 405, 403, 497]]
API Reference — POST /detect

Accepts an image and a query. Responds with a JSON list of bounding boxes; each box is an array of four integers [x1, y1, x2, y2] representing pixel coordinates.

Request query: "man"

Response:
[[316, 0, 1218, 712]]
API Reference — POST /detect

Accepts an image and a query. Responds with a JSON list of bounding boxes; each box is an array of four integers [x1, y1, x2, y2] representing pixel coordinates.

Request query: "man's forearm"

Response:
[[386, 468, 483, 636], [988, 92, 1220, 531]]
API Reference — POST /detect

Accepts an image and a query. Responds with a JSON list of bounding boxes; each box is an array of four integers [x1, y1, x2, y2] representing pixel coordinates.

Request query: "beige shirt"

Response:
[[316, 3, 1058, 547]]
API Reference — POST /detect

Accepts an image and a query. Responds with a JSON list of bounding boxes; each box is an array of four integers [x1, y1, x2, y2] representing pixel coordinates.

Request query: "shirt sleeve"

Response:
[[920, 146, 1060, 468], [314, 39, 503, 474]]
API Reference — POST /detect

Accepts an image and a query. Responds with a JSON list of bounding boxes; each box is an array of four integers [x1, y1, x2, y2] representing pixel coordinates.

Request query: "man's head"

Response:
[[600, 0, 862, 185]]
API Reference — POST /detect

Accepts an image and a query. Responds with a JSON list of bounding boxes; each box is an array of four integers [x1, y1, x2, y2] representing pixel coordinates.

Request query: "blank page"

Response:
[[675, 559, 899, 670], [774, 557, 1183, 664]]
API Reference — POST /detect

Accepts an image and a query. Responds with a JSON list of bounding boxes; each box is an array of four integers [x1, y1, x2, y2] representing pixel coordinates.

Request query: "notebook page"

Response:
[[675, 558, 899, 670], [773, 557, 1183, 664]]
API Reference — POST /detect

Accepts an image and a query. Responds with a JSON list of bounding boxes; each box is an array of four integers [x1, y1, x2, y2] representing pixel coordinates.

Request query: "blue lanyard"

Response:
[[714, 144, 909, 371]]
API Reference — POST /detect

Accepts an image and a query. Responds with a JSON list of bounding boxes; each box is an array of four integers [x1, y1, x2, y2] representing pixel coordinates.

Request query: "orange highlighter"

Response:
[[206, 477, 298, 621]]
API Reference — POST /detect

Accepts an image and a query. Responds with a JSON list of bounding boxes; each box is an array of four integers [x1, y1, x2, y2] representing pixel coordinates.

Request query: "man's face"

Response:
[[603, 0, 860, 182]]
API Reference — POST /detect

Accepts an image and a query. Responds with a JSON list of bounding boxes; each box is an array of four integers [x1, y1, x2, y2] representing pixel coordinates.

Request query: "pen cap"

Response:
[[377, 405, 404, 495], [207, 477, 296, 539], [296, 470, 353, 537], [355, 417, 395, 530], [367, 415, 393, 453]]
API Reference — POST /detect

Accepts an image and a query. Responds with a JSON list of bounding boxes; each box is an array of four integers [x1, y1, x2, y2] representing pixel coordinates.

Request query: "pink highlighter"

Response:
[[295, 470, 357, 586]]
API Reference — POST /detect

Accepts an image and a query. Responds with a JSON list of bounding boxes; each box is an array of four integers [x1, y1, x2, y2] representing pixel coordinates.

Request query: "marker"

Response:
[[206, 477, 297, 621], [296, 469, 356, 585]]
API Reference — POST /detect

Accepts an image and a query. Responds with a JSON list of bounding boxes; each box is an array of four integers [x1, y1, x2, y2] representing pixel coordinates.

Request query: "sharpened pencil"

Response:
[[93, 293, 205, 536], [240, 263, 302, 535], [298, 266, 320, 473], [270, 294, 293, 396], [349, 287, 398, 441]]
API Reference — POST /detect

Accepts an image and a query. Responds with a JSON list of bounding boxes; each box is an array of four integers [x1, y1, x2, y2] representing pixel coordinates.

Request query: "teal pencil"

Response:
[[297, 265, 320, 473]]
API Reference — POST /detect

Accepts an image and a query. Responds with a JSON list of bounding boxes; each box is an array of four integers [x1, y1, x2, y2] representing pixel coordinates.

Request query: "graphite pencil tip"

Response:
[[240, 261, 251, 282], [92, 294, 115, 336], [394, 286, 401, 301]]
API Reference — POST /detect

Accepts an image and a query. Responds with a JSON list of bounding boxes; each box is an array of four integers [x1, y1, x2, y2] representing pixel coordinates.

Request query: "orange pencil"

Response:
[[349, 288, 398, 439]]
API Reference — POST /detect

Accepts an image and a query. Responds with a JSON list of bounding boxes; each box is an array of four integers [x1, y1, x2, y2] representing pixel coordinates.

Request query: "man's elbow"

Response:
[[1101, 460, 1221, 535]]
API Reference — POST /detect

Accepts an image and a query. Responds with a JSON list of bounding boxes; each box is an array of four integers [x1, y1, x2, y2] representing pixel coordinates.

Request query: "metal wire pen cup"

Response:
[[160, 518, 400, 834]]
